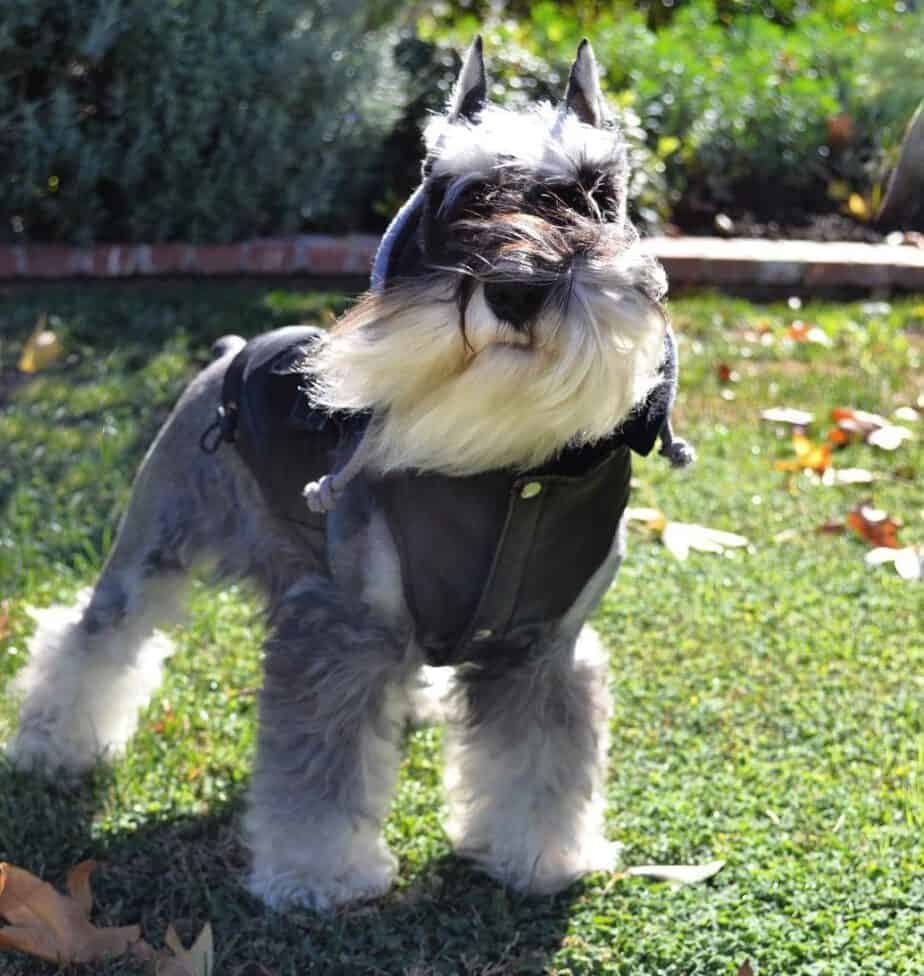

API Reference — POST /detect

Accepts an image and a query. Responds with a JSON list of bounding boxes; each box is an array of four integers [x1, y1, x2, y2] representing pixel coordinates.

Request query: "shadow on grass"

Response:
[[0, 763, 579, 975]]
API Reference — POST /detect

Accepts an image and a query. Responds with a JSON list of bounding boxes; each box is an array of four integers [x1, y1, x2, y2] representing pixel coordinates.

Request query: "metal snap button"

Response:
[[520, 481, 543, 499], [472, 628, 494, 641]]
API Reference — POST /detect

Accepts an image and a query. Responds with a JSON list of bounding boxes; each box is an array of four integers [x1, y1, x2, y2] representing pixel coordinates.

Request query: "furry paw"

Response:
[[6, 718, 100, 776], [248, 849, 397, 912], [525, 836, 624, 894]]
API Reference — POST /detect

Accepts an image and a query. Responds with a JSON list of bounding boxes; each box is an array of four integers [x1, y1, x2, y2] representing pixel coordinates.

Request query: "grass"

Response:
[[0, 281, 922, 976]]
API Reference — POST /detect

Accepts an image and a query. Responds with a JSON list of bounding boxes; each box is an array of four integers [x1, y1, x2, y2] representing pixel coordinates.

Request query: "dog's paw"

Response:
[[526, 836, 625, 894], [5, 718, 101, 776], [248, 850, 397, 912]]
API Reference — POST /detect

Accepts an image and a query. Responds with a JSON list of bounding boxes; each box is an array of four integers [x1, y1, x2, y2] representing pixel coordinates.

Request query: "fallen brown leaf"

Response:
[[786, 320, 832, 346], [830, 407, 913, 451], [0, 861, 143, 965], [760, 406, 814, 427], [737, 962, 755, 976], [846, 500, 902, 549]]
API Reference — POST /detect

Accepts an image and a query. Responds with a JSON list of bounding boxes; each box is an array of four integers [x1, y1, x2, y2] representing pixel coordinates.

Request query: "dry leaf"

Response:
[[624, 860, 726, 885], [865, 546, 924, 580], [846, 501, 902, 549], [786, 321, 832, 346], [831, 408, 913, 451], [661, 523, 749, 561], [775, 433, 832, 474], [820, 467, 875, 486], [0, 861, 143, 964], [760, 407, 814, 427], [831, 407, 889, 430], [625, 507, 668, 532], [18, 315, 64, 374], [737, 962, 755, 976], [866, 425, 913, 451], [627, 510, 749, 560], [157, 923, 214, 976]]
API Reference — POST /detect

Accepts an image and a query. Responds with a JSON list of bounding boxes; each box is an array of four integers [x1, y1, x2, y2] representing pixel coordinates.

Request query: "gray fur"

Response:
[[7, 39, 669, 911]]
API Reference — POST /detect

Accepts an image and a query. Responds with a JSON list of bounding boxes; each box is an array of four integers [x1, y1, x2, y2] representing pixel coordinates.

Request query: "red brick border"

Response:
[[2, 235, 923, 291]]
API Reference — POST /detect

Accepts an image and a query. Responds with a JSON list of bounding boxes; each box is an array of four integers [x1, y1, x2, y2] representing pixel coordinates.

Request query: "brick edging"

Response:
[[2, 235, 923, 290]]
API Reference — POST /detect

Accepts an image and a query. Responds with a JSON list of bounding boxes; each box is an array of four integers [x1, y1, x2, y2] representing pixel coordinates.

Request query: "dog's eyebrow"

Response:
[[438, 173, 484, 217]]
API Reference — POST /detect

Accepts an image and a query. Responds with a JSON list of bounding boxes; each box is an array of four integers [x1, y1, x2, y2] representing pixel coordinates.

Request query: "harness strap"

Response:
[[199, 335, 249, 453]]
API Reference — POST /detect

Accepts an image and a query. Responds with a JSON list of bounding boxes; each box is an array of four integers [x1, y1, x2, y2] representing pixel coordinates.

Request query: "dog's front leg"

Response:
[[445, 626, 618, 895], [246, 576, 412, 912]]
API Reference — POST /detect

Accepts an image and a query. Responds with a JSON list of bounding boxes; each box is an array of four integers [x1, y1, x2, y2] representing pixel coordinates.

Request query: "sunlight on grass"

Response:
[[0, 284, 921, 974]]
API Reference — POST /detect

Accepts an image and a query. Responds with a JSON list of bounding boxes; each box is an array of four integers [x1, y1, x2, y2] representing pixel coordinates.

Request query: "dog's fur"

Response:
[[7, 39, 676, 910]]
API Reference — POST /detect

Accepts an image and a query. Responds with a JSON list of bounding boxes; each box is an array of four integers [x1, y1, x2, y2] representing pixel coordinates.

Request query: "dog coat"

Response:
[[203, 325, 686, 666]]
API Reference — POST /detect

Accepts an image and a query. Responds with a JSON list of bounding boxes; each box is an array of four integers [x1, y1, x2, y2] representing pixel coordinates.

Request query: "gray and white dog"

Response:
[[7, 39, 690, 911]]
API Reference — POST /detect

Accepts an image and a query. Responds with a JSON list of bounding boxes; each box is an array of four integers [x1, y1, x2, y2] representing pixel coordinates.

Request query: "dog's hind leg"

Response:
[[7, 348, 247, 774], [246, 576, 413, 911], [444, 626, 619, 895]]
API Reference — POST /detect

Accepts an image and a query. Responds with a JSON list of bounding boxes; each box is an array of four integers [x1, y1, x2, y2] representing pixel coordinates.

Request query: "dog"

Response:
[[7, 38, 691, 911]]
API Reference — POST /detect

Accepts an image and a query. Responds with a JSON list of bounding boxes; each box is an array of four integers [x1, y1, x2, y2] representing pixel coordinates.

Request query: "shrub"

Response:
[[0, 0, 405, 243], [425, 0, 924, 230]]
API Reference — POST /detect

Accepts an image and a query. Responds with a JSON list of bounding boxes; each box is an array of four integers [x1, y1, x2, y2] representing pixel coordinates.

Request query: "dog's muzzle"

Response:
[[483, 281, 551, 330]]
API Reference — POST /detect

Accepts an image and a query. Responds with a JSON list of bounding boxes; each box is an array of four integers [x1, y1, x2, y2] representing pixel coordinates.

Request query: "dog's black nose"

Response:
[[484, 282, 549, 330]]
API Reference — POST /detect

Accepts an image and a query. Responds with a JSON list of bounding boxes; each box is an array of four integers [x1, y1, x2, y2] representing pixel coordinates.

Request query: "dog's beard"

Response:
[[305, 259, 667, 477]]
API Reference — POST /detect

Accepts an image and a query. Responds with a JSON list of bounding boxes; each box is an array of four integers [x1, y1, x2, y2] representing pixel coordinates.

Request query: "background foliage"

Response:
[[2, 0, 922, 243], [0, 0, 404, 244]]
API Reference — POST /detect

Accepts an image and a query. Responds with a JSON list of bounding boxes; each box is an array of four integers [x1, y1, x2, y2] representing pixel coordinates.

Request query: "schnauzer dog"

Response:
[[7, 38, 691, 911]]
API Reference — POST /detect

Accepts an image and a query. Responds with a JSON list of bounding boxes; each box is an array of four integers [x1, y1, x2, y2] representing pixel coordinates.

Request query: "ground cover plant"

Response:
[[0, 282, 921, 975]]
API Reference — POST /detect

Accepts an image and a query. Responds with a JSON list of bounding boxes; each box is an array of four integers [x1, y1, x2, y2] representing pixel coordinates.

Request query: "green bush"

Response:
[[0, 0, 405, 243], [425, 0, 924, 229]]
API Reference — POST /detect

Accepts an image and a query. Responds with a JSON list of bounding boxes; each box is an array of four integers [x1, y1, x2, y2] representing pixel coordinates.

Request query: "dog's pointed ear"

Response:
[[447, 36, 487, 123], [563, 39, 606, 127]]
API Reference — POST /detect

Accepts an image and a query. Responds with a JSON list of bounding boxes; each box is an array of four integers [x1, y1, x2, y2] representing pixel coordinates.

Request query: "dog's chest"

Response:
[[375, 444, 631, 665]]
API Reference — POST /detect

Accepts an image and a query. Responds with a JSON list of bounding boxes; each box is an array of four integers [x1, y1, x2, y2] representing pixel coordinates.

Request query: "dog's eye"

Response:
[[529, 183, 596, 221]]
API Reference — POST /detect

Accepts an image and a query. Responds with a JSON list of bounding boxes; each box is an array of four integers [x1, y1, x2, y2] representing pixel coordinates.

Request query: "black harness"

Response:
[[204, 327, 685, 666]]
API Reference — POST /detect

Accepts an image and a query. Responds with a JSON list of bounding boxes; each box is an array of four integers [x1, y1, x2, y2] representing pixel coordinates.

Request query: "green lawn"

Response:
[[0, 282, 921, 975]]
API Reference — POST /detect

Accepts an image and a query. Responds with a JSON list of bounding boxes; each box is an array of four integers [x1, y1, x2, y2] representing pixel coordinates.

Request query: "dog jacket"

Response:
[[204, 325, 687, 666]]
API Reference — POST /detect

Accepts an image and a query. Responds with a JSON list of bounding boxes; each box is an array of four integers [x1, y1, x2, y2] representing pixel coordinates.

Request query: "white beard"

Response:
[[304, 257, 667, 477]]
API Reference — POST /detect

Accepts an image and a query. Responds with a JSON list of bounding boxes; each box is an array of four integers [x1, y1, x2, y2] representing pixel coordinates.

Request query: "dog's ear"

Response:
[[563, 39, 606, 128], [447, 36, 487, 123]]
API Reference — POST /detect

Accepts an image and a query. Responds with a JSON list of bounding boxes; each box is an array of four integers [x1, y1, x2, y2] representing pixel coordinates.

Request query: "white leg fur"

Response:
[[245, 659, 409, 912], [444, 626, 618, 894], [247, 814, 399, 913], [408, 665, 456, 726], [7, 584, 179, 774]]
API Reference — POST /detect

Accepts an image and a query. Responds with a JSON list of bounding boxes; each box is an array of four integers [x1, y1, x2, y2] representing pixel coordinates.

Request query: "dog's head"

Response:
[[307, 39, 675, 476]]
